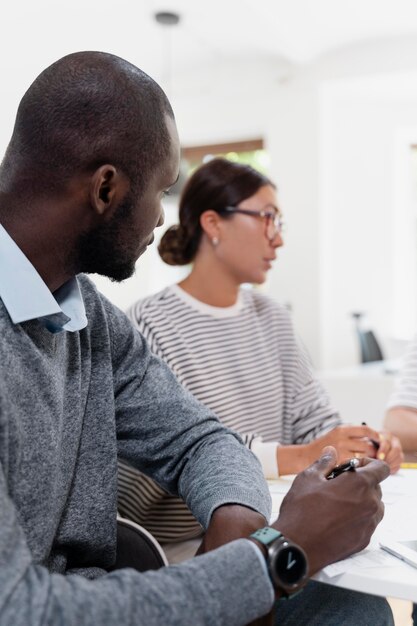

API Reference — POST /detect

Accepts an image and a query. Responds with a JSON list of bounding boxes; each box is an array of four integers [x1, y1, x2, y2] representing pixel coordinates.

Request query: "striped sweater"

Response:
[[118, 285, 340, 542], [387, 336, 417, 410]]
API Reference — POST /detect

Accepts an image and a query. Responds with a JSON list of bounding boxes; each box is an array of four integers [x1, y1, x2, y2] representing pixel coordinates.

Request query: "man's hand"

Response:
[[197, 447, 388, 626], [272, 446, 389, 576]]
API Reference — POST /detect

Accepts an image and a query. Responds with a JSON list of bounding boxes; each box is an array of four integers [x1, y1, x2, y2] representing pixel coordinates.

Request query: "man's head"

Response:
[[0, 51, 180, 283]]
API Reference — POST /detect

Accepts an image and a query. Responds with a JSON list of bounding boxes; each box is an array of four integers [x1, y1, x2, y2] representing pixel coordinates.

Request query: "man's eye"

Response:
[[162, 189, 171, 198]]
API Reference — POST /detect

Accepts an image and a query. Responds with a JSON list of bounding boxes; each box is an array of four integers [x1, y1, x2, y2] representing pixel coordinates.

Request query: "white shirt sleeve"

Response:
[[251, 438, 279, 479], [387, 336, 417, 410]]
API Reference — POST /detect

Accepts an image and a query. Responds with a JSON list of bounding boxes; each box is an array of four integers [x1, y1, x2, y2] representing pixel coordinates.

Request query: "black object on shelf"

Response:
[[351, 312, 384, 363]]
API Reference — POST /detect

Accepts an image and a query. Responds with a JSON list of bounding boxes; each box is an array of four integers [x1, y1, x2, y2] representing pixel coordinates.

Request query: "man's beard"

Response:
[[74, 196, 137, 282]]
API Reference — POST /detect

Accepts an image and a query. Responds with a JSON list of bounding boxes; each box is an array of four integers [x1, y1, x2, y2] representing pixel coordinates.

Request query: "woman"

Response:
[[118, 158, 402, 543]]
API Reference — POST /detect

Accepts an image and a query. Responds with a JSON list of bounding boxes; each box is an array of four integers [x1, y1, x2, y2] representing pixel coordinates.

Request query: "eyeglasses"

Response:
[[220, 205, 285, 241]]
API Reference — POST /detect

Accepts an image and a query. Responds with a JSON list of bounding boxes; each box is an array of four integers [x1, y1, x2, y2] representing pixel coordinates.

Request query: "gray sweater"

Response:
[[0, 275, 273, 625]]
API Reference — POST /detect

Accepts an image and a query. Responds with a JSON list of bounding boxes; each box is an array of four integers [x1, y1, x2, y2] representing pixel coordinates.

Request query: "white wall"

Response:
[[167, 42, 417, 369], [320, 73, 417, 368], [85, 51, 417, 366]]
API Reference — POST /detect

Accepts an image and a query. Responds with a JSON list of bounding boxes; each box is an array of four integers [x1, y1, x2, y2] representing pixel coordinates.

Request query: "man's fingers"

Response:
[[310, 445, 338, 476], [356, 458, 390, 485]]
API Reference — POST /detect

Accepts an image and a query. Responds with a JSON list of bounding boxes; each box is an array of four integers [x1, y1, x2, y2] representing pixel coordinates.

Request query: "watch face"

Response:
[[272, 544, 307, 587]]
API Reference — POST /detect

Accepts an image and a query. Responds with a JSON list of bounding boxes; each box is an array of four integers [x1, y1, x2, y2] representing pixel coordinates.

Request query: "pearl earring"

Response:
[[212, 237, 219, 246]]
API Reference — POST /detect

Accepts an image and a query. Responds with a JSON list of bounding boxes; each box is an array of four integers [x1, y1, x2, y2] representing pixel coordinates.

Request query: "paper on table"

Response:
[[382, 472, 413, 499], [322, 547, 398, 578], [268, 479, 292, 522]]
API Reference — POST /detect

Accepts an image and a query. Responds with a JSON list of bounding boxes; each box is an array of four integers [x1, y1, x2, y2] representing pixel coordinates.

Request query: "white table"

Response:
[[164, 469, 417, 603], [270, 470, 417, 603]]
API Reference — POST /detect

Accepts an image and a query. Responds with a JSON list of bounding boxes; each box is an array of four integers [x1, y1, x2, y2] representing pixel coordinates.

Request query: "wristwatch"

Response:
[[250, 527, 308, 597]]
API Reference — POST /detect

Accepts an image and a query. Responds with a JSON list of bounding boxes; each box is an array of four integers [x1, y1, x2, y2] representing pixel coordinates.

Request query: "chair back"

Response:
[[111, 516, 168, 573], [357, 329, 384, 363], [351, 312, 384, 363]]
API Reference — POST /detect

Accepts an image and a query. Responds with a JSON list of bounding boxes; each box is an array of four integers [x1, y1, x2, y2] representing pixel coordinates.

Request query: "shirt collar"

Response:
[[0, 224, 87, 333]]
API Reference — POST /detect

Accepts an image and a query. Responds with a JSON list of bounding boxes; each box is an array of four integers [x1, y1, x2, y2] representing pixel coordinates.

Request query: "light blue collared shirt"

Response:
[[0, 224, 87, 333]]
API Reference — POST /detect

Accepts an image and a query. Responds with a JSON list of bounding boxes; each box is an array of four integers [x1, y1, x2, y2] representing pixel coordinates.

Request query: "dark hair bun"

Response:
[[158, 225, 194, 266]]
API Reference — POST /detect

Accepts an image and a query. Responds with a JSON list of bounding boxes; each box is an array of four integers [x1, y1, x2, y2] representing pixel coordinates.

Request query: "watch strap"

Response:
[[250, 526, 283, 545]]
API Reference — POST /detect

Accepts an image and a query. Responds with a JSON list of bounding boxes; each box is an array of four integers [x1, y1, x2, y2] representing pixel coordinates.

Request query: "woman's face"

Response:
[[214, 184, 283, 285]]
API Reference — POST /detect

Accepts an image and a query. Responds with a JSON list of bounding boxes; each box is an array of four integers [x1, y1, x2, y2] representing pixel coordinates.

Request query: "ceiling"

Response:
[[2, 0, 417, 103], [157, 0, 417, 68], [3, 1, 417, 72]]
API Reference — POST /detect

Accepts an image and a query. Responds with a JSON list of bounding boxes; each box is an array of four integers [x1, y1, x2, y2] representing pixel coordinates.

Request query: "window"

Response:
[[169, 138, 270, 197]]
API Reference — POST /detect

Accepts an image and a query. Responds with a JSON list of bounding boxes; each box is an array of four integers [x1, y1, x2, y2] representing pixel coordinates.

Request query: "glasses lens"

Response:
[[266, 215, 282, 240]]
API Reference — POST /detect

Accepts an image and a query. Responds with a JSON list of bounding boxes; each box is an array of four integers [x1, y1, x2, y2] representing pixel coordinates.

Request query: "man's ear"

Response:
[[200, 210, 222, 240], [90, 165, 128, 217]]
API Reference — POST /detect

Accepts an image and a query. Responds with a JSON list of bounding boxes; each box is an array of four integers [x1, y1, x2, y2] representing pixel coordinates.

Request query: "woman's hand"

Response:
[[307, 425, 403, 474], [376, 431, 403, 473], [306, 424, 380, 464], [276, 424, 403, 475]]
